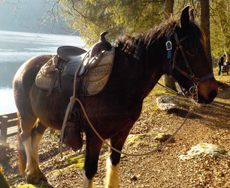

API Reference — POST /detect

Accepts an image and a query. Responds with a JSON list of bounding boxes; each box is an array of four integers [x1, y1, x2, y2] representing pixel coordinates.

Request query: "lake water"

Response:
[[0, 30, 85, 114]]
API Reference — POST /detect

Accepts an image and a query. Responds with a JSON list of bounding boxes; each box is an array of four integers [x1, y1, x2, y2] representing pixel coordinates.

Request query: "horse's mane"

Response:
[[115, 17, 206, 58]]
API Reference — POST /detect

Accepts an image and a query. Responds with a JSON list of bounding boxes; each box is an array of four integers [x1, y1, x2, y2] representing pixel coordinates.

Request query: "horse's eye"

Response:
[[191, 49, 198, 56], [186, 49, 197, 57]]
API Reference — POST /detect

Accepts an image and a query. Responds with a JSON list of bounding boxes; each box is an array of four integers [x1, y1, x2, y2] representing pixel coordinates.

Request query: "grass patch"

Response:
[[68, 154, 85, 166], [17, 184, 41, 188], [126, 134, 158, 147]]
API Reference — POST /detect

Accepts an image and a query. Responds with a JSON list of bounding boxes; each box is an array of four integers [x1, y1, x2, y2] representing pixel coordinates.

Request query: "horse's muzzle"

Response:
[[198, 89, 217, 104]]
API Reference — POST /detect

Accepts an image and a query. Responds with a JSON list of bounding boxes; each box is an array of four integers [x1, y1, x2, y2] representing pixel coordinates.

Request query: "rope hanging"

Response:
[[59, 59, 197, 157]]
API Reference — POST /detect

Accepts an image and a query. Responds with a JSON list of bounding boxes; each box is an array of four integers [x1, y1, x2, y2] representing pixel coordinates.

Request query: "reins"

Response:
[[167, 32, 214, 102], [62, 94, 196, 157], [59, 31, 214, 158], [59, 55, 198, 158]]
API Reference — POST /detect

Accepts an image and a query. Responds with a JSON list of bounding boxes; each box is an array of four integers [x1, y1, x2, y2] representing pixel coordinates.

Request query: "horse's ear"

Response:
[[180, 6, 190, 30], [189, 8, 195, 21]]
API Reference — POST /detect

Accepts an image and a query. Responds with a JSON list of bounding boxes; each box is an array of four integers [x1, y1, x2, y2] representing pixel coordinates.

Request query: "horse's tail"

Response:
[[17, 121, 26, 177]]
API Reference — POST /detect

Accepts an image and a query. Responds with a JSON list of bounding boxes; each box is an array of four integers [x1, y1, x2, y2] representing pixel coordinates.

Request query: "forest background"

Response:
[[57, 0, 230, 64], [1, 0, 230, 66]]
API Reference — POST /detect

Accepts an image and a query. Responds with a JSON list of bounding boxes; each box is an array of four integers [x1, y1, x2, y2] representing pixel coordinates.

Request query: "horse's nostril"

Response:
[[208, 90, 217, 101], [199, 90, 217, 104]]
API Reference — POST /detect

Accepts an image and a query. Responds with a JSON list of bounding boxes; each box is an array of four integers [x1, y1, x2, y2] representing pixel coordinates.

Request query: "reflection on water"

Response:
[[0, 63, 21, 88], [0, 88, 16, 114], [0, 30, 85, 114]]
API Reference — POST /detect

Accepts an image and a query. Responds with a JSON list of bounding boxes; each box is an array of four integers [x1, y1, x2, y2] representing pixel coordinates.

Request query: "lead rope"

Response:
[[157, 82, 199, 103], [59, 50, 103, 157], [157, 82, 182, 96], [59, 76, 197, 157], [69, 96, 195, 157], [59, 50, 91, 157]]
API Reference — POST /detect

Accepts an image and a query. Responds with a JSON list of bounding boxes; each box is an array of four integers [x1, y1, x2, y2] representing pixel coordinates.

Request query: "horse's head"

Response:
[[168, 6, 218, 104]]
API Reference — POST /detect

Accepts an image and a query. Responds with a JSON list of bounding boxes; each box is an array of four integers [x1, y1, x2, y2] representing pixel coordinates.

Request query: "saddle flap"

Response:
[[35, 55, 59, 90], [81, 47, 115, 96], [57, 46, 87, 62]]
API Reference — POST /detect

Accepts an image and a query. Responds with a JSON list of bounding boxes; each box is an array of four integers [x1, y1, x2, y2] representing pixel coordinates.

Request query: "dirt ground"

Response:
[[1, 72, 230, 188]]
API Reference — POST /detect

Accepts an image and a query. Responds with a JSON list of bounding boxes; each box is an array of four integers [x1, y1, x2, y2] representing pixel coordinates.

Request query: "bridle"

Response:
[[166, 32, 214, 102], [59, 32, 213, 158]]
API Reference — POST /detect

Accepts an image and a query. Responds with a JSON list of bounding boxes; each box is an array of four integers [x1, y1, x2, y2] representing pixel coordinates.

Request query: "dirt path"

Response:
[[1, 80, 230, 188]]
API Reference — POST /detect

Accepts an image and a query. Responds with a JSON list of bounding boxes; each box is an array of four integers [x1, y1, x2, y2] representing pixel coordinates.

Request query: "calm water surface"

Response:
[[0, 30, 85, 114]]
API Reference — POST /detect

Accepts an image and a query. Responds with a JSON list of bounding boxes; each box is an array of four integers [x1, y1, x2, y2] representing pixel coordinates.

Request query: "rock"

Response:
[[130, 175, 138, 181], [156, 95, 175, 104], [156, 95, 178, 111], [179, 143, 228, 160], [155, 133, 174, 142]]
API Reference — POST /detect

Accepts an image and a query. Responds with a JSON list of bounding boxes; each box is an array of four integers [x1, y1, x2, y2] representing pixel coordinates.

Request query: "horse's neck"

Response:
[[122, 46, 165, 100]]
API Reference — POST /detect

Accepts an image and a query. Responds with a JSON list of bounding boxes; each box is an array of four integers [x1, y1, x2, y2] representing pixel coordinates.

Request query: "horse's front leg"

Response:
[[105, 133, 130, 188], [83, 133, 103, 188]]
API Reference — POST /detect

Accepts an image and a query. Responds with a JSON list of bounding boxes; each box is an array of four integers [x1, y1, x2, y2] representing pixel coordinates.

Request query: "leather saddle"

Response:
[[35, 31, 113, 95], [57, 31, 112, 151], [57, 31, 112, 77]]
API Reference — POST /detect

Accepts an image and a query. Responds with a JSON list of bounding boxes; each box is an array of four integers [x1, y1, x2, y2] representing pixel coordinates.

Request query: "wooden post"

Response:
[[0, 116, 9, 160]]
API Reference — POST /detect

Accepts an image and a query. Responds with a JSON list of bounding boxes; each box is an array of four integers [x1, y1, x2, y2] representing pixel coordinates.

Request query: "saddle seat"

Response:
[[57, 46, 87, 62], [57, 31, 112, 77], [58, 46, 88, 77]]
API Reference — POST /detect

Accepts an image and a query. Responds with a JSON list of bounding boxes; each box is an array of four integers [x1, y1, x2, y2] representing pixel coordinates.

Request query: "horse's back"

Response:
[[13, 54, 74, 129], [13, 54, 53, 85], [13, 55, 54, 121]]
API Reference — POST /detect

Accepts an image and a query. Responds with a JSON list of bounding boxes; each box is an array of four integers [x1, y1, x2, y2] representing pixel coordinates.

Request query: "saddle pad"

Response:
[[81, 47, 115, 96], [35, 55, 58, 90], [35, 48, 115, 95]]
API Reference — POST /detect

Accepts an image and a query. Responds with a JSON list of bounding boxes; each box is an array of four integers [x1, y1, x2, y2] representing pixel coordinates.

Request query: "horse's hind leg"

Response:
[[31, 120, 47, 161], [18, 112, 47, 184], [17, 110, 36, 175], [30, 120, 48, 182]]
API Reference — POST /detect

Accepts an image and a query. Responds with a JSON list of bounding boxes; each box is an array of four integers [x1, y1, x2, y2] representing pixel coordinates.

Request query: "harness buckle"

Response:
[[190, 74, 200, 84], [189, 83, 199, 102], [166, 41, 172, 51]]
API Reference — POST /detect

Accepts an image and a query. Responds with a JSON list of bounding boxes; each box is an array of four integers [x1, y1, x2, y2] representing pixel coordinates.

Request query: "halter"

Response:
[[166, 32, 214, 102]]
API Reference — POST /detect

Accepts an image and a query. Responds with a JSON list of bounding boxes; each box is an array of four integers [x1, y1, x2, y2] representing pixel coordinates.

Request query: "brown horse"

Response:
[[13, 6, 218, 188]]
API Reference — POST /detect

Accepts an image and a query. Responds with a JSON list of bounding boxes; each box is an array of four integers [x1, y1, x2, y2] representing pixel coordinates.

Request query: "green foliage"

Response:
[[57, 0, 230, 59], [59, 0, 165, 47], [210, 0, 230, 58]]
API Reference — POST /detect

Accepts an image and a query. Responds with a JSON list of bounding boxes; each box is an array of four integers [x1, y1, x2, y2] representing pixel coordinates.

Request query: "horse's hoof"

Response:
[[40, 180, 53, 188], [24, 181, 53, 188], [26, 168, 47, 184]]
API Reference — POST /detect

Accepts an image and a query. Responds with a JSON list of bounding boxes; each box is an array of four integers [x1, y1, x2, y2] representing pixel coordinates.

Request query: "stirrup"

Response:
[[63, 121, 83, 151]]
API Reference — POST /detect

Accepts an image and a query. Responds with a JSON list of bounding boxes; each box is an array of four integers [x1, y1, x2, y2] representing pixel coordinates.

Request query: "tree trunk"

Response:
[[165, 0, 174, 15], [164, 0, 177, 91], [200, 0, 212, 67]]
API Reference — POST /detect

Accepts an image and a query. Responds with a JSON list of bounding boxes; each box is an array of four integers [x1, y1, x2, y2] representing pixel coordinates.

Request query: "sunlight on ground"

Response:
[[213, 67, 230, 84], [17, 184, 37, 188]]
